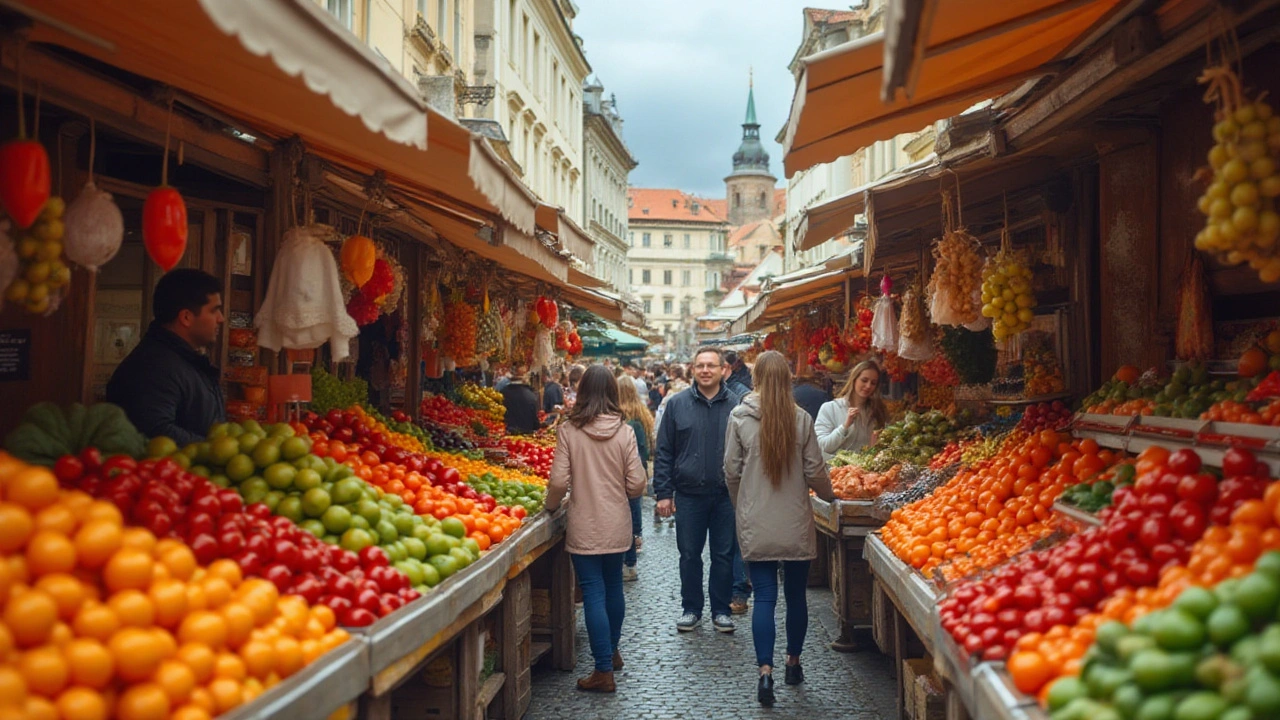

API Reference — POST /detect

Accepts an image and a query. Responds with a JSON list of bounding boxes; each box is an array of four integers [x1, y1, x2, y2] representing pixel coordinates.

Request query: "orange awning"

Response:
[[782, 0, 1128, 177], [21, 0, 538, 235]]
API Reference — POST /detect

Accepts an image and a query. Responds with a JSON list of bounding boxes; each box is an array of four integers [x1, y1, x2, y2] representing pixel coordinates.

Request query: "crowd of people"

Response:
[[529, 348, 889, 704]]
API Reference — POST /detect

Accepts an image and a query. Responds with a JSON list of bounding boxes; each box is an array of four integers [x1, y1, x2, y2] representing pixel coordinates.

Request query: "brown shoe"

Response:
[[576, 670, 616, 693], [730, 598, 749, 615], [612, 651, 624, 670]]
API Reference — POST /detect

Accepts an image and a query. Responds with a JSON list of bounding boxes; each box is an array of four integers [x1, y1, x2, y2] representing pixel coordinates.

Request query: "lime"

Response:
[[237, 432, 262, 455], [1256, 551, 1280, 579], [277, 496, 304, 524], [376, 520, 399, 543], [170, 453, 191, 469], [1247, 673, 1280, 719], [393, 514, 416, 538], [425, 534, 453, 557], [429, 554, 459, 579], [148, 436, 178, 459], [189, 465, 210, 478], [301, 488, 332, 518], [1234, 572, 1280, 621], [252, 440, 282, 468], [1117, 635, 1158, 663], [1045, 676, 1087, 711], [462, 538, 480, 557], [420, 561, 441, 587], [300, 519, 326, 538], [209, 474, 230, 488], [1216, 578, 1242, 605], [1173, 587, 1219, 621], [332, 478, 364, 505], [1194, 654, 1230, 690], [350, 515, 370, 532], [444, 536, 462, 551], [402, 538, 427, 561], [1095, 621, 1129, 655], [1112, 683, 1144, 717], [326, 464, 354, 484], [449, 547, 474, 570], [1135, 693, 1176, 720], [1131, 649, 1179, 693], [1232, 636, 1262, 666], [294, 469, 323, 492], [321, 505, 353, 534], [413, 524, 435, 542], [1208, 605, 1251, 648], [440, 517, 467, 539], [395, 560, 425, 587], [1086, 664, 1132, 701], [281, 436, 311, 461], [356, 499, 382, 526], [1260, 626, 1280, 674], [1153, 609, 1206, 652], [226, 454, 256, 482], [1174, 691, 1228, 720], [268, 423, 296, 438], [385, 494, 404, 509], [1221, 706, 1253, 720], [340, 528, 374, 553], [264, 462, 297, 490], [264, 490, 284, 510]]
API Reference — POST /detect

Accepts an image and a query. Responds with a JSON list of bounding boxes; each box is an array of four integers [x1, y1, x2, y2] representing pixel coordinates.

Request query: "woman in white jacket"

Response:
[[814, 360, 889, 460]]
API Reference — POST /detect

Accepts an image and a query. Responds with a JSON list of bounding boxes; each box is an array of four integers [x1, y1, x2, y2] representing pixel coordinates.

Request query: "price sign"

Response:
[[0, 330, 31, 382]]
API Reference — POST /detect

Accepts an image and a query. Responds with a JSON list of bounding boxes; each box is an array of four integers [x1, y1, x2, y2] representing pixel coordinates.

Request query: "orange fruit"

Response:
[[5, 589, 58, 648], [83, 501, 123, 525], [205, 560, 242, 588], [151, 627, 177, 660], [22, 696, 57, 720], [153, 659, 196, 705], [171, 706, 212, 720], [149, 579, 189, 629], [73, 520, 123, 570], [207, 677, 244, 713], [108, 589, 155, 628], [64, 638, 114, 689], [25, 531, 77, 577], [220, 602, 254, 650], [72, 602, 121, 642], [178, 611, 228, 650], [273, 636, 303, 678], [33, 573, 87, 621], [108, 627, 165, 683], [185, 583, 208, 613], [1240, 348, 1269, 378], [119, 527, 157, 553], [214, 652, 247, 682], [201, 577, 232, 610], [0, 666, 27, 706], [115, 682, 170, 720], [6, 467, 59, 512], [177, 643, 217, 685], [239, 640, 275, 680], [103, 548, 154, 593], [159, 546, 197, 582], [32, 505, 77, 536], [54, 687, 108, 720], [19, 645, 69, 697], [311, 605, 336, 632]]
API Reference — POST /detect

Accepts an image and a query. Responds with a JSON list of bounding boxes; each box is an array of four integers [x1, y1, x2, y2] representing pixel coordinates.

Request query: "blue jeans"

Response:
[[625, 497, 642, 567], [732, 541, 751, 600], [748, 560, 811, 668], [571, 553, 626, 672], [674, 491, 736, 617]]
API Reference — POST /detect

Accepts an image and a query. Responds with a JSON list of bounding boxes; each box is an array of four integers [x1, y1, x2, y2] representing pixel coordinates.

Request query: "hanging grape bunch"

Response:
[[981, 249, 1036, 340], [1194, 57, 1280, 282], [5, 197, 71, 314]]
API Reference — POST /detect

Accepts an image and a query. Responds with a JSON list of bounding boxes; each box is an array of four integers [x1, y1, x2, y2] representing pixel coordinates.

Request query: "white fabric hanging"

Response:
[[255, 224, 359, 361]]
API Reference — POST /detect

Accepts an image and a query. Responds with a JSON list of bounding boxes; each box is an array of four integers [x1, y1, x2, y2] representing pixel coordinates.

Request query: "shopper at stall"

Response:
[[724, 350, 835, 706], [544, 365, 647, 693], [542, 369, 565, 419], [106, 269, 226, 446], [724, 350, 753, 395], [653, 346, 743, 633], [500, 366, 541, 435], [793, 369, 833, 422], [566, 365, 584, 409], [814, 360, 889, 461], [627, 362, 649, 398], [616, 379, 653, 582]]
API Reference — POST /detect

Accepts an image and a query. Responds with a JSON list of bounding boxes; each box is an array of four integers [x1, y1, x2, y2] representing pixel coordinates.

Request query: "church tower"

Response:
[[724, 72, 778, 226]]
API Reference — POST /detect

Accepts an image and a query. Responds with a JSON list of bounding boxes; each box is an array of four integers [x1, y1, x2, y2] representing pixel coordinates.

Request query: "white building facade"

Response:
[[583, 79, 637, 295]]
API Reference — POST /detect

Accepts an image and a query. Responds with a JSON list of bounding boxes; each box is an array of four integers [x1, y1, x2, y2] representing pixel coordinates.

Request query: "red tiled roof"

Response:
[[699, 197, 728, 220], [628, 188, 727, 223]]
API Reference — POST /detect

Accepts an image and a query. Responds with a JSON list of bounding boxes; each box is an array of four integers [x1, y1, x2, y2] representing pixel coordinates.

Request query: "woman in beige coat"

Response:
[[724, 351, 835, 706], [545, 365, 647, 693]]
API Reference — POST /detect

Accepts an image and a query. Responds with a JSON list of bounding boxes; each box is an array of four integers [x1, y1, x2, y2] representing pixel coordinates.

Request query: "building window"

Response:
[[759, 191, 767, 209], [663, 270, 672, 285], [629, 268, 633, 284], [642, 233, 651, 248], [663, 234, 672, 248], [629, 232, 635, 246], [327, 0, 353, 29], [508, 0, 517, 59], [683, 233, 691, 248], [733, 192, 740, 208], [438, 0, 448, 43], [641, 269, 651, 284], [663, 299, 673, 314], [642, 298, 652, 314], [682, 270, 691, 286]]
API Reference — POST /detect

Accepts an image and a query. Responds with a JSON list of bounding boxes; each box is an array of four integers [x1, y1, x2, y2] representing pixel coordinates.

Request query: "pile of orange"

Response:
[[0, 452, 350, 720], [1010, 479, 1280, 701], [1200, 398, 1280, 425], [1083, 398, 1157, 416], [883, 432, 1115, 581]]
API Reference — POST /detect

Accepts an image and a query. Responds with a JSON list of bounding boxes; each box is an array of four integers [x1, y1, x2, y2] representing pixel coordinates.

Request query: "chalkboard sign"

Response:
[[0, 329, 31, 381]]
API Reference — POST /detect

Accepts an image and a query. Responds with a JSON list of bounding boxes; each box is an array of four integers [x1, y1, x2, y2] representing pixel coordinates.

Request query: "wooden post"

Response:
[[549, 545, 576, 671], [458, 623, 480, 720]]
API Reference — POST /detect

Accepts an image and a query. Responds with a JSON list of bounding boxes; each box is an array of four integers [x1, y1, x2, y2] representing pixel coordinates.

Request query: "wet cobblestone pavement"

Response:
[[527, 499, 897, 719]]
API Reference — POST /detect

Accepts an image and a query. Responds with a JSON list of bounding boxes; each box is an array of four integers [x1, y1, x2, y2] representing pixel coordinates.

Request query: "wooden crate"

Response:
[[392, 684, 456, 719], [913, 672, 946, 720], [902, 658, 934, 720]]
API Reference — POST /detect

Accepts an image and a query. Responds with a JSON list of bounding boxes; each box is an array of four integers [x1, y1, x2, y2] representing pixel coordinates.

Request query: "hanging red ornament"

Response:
[[143, 186, 188, 271], [0, 140, 50, 229]]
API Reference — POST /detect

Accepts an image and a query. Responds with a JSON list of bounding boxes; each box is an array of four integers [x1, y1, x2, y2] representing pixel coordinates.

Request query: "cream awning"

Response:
[[782, 0, 1127, 177], [794, 158, 937, 252], [23, 0, 537, 236]]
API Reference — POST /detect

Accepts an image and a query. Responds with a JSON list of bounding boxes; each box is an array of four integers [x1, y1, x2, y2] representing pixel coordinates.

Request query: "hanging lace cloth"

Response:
[[255, 224, 359, 361]]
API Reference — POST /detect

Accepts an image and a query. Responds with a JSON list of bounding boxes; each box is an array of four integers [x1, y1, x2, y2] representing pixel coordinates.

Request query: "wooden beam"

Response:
[[1003, 1, 1280, 150], [0, 49, 269, 186]]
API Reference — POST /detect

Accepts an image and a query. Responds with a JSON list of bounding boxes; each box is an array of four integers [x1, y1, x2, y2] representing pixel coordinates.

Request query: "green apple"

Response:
[[264, 462, 297, 490], [294, 469, 322, 491], [301, 488, 332, 518], [332, 478, 364, 505], [322, 505, 353, 534], [276, 496, 304, 524], [340, 528, 374, 553]]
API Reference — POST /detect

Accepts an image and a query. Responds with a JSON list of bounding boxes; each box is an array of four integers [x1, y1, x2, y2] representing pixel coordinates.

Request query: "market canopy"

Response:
[[23, 0, 539, 238], [794, 157, 936, 252], [782, 0, 1128, 177]]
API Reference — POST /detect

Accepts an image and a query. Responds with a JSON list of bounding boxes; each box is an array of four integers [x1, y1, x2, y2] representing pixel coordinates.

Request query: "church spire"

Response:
[[745, 68, 757, 126]]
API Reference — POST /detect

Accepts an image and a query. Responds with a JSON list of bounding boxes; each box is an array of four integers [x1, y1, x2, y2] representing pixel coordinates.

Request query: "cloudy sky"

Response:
[[574, 0, 835, 197]]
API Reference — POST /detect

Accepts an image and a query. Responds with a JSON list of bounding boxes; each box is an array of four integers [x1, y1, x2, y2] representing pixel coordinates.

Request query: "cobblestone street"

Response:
[[527, 499, 896, 720]]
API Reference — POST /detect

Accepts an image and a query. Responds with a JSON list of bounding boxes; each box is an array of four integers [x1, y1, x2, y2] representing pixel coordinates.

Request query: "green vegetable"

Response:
[[3, 402, 145, 465]]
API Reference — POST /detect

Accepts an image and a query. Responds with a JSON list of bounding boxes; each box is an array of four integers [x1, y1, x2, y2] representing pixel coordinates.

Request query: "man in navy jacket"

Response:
[[654, 346, 743, 634]]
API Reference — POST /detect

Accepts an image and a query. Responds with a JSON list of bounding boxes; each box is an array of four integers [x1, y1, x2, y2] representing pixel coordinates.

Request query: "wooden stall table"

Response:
[[810, 496, 888, 652]]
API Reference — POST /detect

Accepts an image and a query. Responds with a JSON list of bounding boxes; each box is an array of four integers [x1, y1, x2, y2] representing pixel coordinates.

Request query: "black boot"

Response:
[[785, 663, 804, 686], [757, 672, 775, 706]]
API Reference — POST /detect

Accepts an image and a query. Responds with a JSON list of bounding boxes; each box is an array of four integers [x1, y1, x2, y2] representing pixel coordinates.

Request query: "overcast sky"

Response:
[[574, 0, 833, 198]]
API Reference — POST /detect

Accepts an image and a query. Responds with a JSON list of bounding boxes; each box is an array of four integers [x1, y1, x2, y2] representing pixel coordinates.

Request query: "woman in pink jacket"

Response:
[[545, 365, 647, 693]]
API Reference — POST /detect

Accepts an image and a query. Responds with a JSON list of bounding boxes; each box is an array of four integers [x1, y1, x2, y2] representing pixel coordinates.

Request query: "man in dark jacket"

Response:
[[724, 350, 752, 395], [794, 372, 833, 421], [107, 269, 226, 445], [501, 366, 541, 435], [654, 346, 743, 633]]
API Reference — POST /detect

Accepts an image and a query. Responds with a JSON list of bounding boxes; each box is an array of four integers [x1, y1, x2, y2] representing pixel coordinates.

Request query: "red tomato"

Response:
[[1167, 448, 1202, 475], [1222, 448, 1258, 478]]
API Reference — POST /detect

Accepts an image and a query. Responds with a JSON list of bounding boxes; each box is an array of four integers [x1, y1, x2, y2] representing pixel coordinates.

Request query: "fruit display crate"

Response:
[[1051, 501, 1103, 528], [220, 637, 369, 720], [1070, 413, 1280, 474], [811, 496, 890, 536]]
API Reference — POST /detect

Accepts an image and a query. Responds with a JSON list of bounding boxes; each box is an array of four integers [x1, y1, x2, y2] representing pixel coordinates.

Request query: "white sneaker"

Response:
[[676, 613, 701, 632], [622, 565, 638, 582], [713, 614, 735, 633]]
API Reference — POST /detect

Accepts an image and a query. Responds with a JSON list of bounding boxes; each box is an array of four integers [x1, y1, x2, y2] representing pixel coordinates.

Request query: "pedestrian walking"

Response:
[[544, 366, 647, 693], [814, 359, 889, 461], [616, 379, 653, 581], [653, 346, 743, 634], [723, 350, 836, 706]]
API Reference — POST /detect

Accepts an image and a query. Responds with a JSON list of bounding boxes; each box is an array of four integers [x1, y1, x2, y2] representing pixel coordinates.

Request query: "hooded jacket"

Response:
[[544, 414, 647, 555], [724, 393, 835, 561], [106, 322, 225, 446], [652, 382, 742, 500]]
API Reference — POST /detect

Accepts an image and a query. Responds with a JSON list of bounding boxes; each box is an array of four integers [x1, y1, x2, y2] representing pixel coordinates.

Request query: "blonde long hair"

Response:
[[837, 359, 889, 429], [752, 351, 797, 486], [616, 375, 654, 446]]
